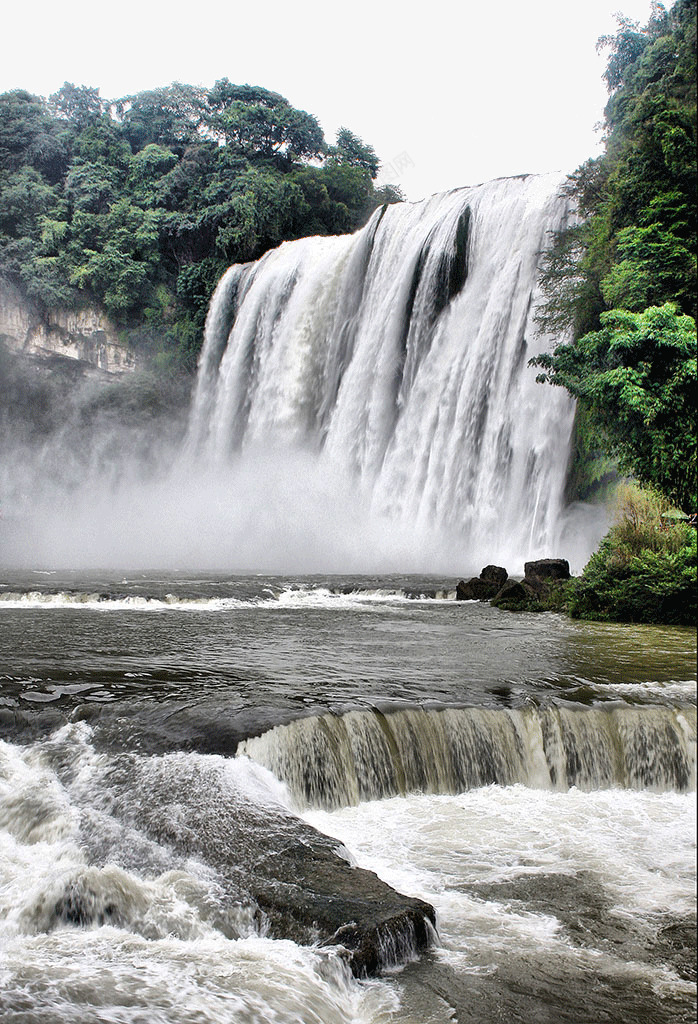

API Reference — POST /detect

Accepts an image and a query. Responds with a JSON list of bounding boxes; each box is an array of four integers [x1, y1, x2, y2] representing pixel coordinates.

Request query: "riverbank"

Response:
[[458, 522, 697, 627]]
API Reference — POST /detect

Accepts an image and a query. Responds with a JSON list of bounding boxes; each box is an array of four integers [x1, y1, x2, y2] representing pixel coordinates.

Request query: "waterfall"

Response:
[[238, 705, 697, 809], [186, 173, 582, 571]]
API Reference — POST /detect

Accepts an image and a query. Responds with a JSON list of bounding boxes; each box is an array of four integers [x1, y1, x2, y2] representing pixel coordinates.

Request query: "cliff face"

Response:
[[0, 280, 136, 374]]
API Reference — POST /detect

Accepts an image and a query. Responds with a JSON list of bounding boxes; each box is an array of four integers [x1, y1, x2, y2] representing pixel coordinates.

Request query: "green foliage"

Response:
[[568, 483, 696, 624], [535, 2, 697, 515], [0, 79, 401, 368], [538, 0, 697, 336], [0, 89, 68, 182], [564, 404, 618, 502], [569, 533, 696, 624], [116, 83, 207, 154], [49, 82, 103, 130], [328, 127, 380, 178], [533, 304, 696, 510]]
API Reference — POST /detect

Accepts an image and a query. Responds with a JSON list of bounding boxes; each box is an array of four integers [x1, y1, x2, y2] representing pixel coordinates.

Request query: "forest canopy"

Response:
[[0, 80, 401, 367]]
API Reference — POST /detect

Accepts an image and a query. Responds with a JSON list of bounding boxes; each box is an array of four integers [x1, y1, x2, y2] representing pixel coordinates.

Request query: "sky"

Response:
[[3, 0, 657, 200]]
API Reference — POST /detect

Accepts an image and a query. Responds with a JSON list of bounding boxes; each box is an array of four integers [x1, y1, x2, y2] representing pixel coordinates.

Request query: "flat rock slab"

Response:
[[57, 746, 436, 977]]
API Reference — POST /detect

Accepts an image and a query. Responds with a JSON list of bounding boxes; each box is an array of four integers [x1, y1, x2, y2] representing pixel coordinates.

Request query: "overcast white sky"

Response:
[[4, 0, 657, 200]]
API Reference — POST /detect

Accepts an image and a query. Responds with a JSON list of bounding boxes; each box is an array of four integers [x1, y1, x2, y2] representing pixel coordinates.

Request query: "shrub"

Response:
[[568, 484, 696, 624]]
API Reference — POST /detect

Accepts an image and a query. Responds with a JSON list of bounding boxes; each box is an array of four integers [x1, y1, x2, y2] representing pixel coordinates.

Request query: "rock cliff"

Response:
[[0, 279, 136, 374]]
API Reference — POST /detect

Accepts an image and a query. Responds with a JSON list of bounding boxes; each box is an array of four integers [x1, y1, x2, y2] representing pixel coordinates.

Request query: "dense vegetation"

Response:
[[0, 81, 401, 367], [533, 0, 696, 624], [533, 0, 696, 509], [567, 483, 696, 623]]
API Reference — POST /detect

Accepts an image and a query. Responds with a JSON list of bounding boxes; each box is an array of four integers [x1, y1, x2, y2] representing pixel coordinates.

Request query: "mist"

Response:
[[0, 359, 607, 578]]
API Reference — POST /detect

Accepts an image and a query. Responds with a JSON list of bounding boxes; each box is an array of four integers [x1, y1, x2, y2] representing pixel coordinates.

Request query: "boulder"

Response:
[[456, 565, 509, 601], [491, 579, 536, 606], [520, 574, 550, 598], [480, 564, 508, 587], [457, 577, 494, 600], [492, 558, 573, 611], [524, 558, 570, 581], [94, 750, 436, 978]]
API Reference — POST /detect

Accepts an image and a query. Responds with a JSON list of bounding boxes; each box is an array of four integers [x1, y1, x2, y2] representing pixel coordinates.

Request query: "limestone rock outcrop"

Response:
[[0, 279, 135, 374]]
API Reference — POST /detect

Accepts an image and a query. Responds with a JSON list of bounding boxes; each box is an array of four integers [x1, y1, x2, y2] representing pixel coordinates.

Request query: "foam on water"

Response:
[[0, 930, 400, 1024], [0, 727, 402, 1023], [305, 785, 696, 998], [0, 585, 449, 611]]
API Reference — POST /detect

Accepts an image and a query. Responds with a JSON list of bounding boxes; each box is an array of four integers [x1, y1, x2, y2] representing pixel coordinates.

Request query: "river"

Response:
[[0, 571, 695, 1023]]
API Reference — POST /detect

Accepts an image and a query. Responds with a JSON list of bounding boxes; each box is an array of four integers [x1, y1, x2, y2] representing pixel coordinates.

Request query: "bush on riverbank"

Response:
[[567, 484, 697, 625]]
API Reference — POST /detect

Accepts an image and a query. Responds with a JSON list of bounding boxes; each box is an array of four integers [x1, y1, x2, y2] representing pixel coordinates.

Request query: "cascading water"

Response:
[[238, 705, 698, 810], [186, 173, 583, 572]]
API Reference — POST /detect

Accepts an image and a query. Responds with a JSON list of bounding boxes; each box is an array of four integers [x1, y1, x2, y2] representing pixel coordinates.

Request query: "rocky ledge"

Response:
[[49, 752, 436, 979], [250, 832, 436, 976], [0, 278, 135, 375], [457, 559, 572, 611]]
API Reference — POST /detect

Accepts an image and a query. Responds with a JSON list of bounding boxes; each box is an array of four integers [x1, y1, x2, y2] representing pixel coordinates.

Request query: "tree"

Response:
[[532, 304, 696, 510], [116, 83, 207, 154], [0, 89, 67, 182], [49, 82, 103, 130], [538, 0, 697, 335], [206, 79, 324, 160], [0, 78, 401, 365], [534, 0, 696, 512], [328, 127, 380, 178]]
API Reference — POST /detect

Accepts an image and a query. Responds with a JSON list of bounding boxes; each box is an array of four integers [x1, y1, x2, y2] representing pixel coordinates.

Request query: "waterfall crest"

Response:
[[238, 705, 697, 809], [187, 173, 584, 571]]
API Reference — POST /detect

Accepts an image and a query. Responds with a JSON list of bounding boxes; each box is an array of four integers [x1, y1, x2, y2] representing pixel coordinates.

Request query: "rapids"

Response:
[[0, 574, 696, 1023]]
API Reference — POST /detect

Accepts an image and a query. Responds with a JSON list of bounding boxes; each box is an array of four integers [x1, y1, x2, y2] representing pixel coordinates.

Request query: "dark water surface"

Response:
[[1, 571, 694, 734]]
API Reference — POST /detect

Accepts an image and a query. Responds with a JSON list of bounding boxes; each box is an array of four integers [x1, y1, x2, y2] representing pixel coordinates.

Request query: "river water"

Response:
[[0, 571, 695, 1023]]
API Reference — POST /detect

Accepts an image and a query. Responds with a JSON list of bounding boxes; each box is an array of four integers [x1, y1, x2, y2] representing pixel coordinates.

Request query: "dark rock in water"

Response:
[[252, 836, 435, 976], [88, 752, 436, 977], [524, 558, 570, 581], [492, 558, 572, 612], [456, 577, 491, 600], [491, 579, 535, 605], [54, 881, 120, 928], [520, 574, 550, 598], [456, 559, 571, 611], [456, 565, 508, 600], [480, 564, 508, 586]]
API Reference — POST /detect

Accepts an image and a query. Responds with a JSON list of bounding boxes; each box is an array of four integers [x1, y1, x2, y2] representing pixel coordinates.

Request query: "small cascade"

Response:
[[237, 705, 697, 809], [185, 173, 582, 570]]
